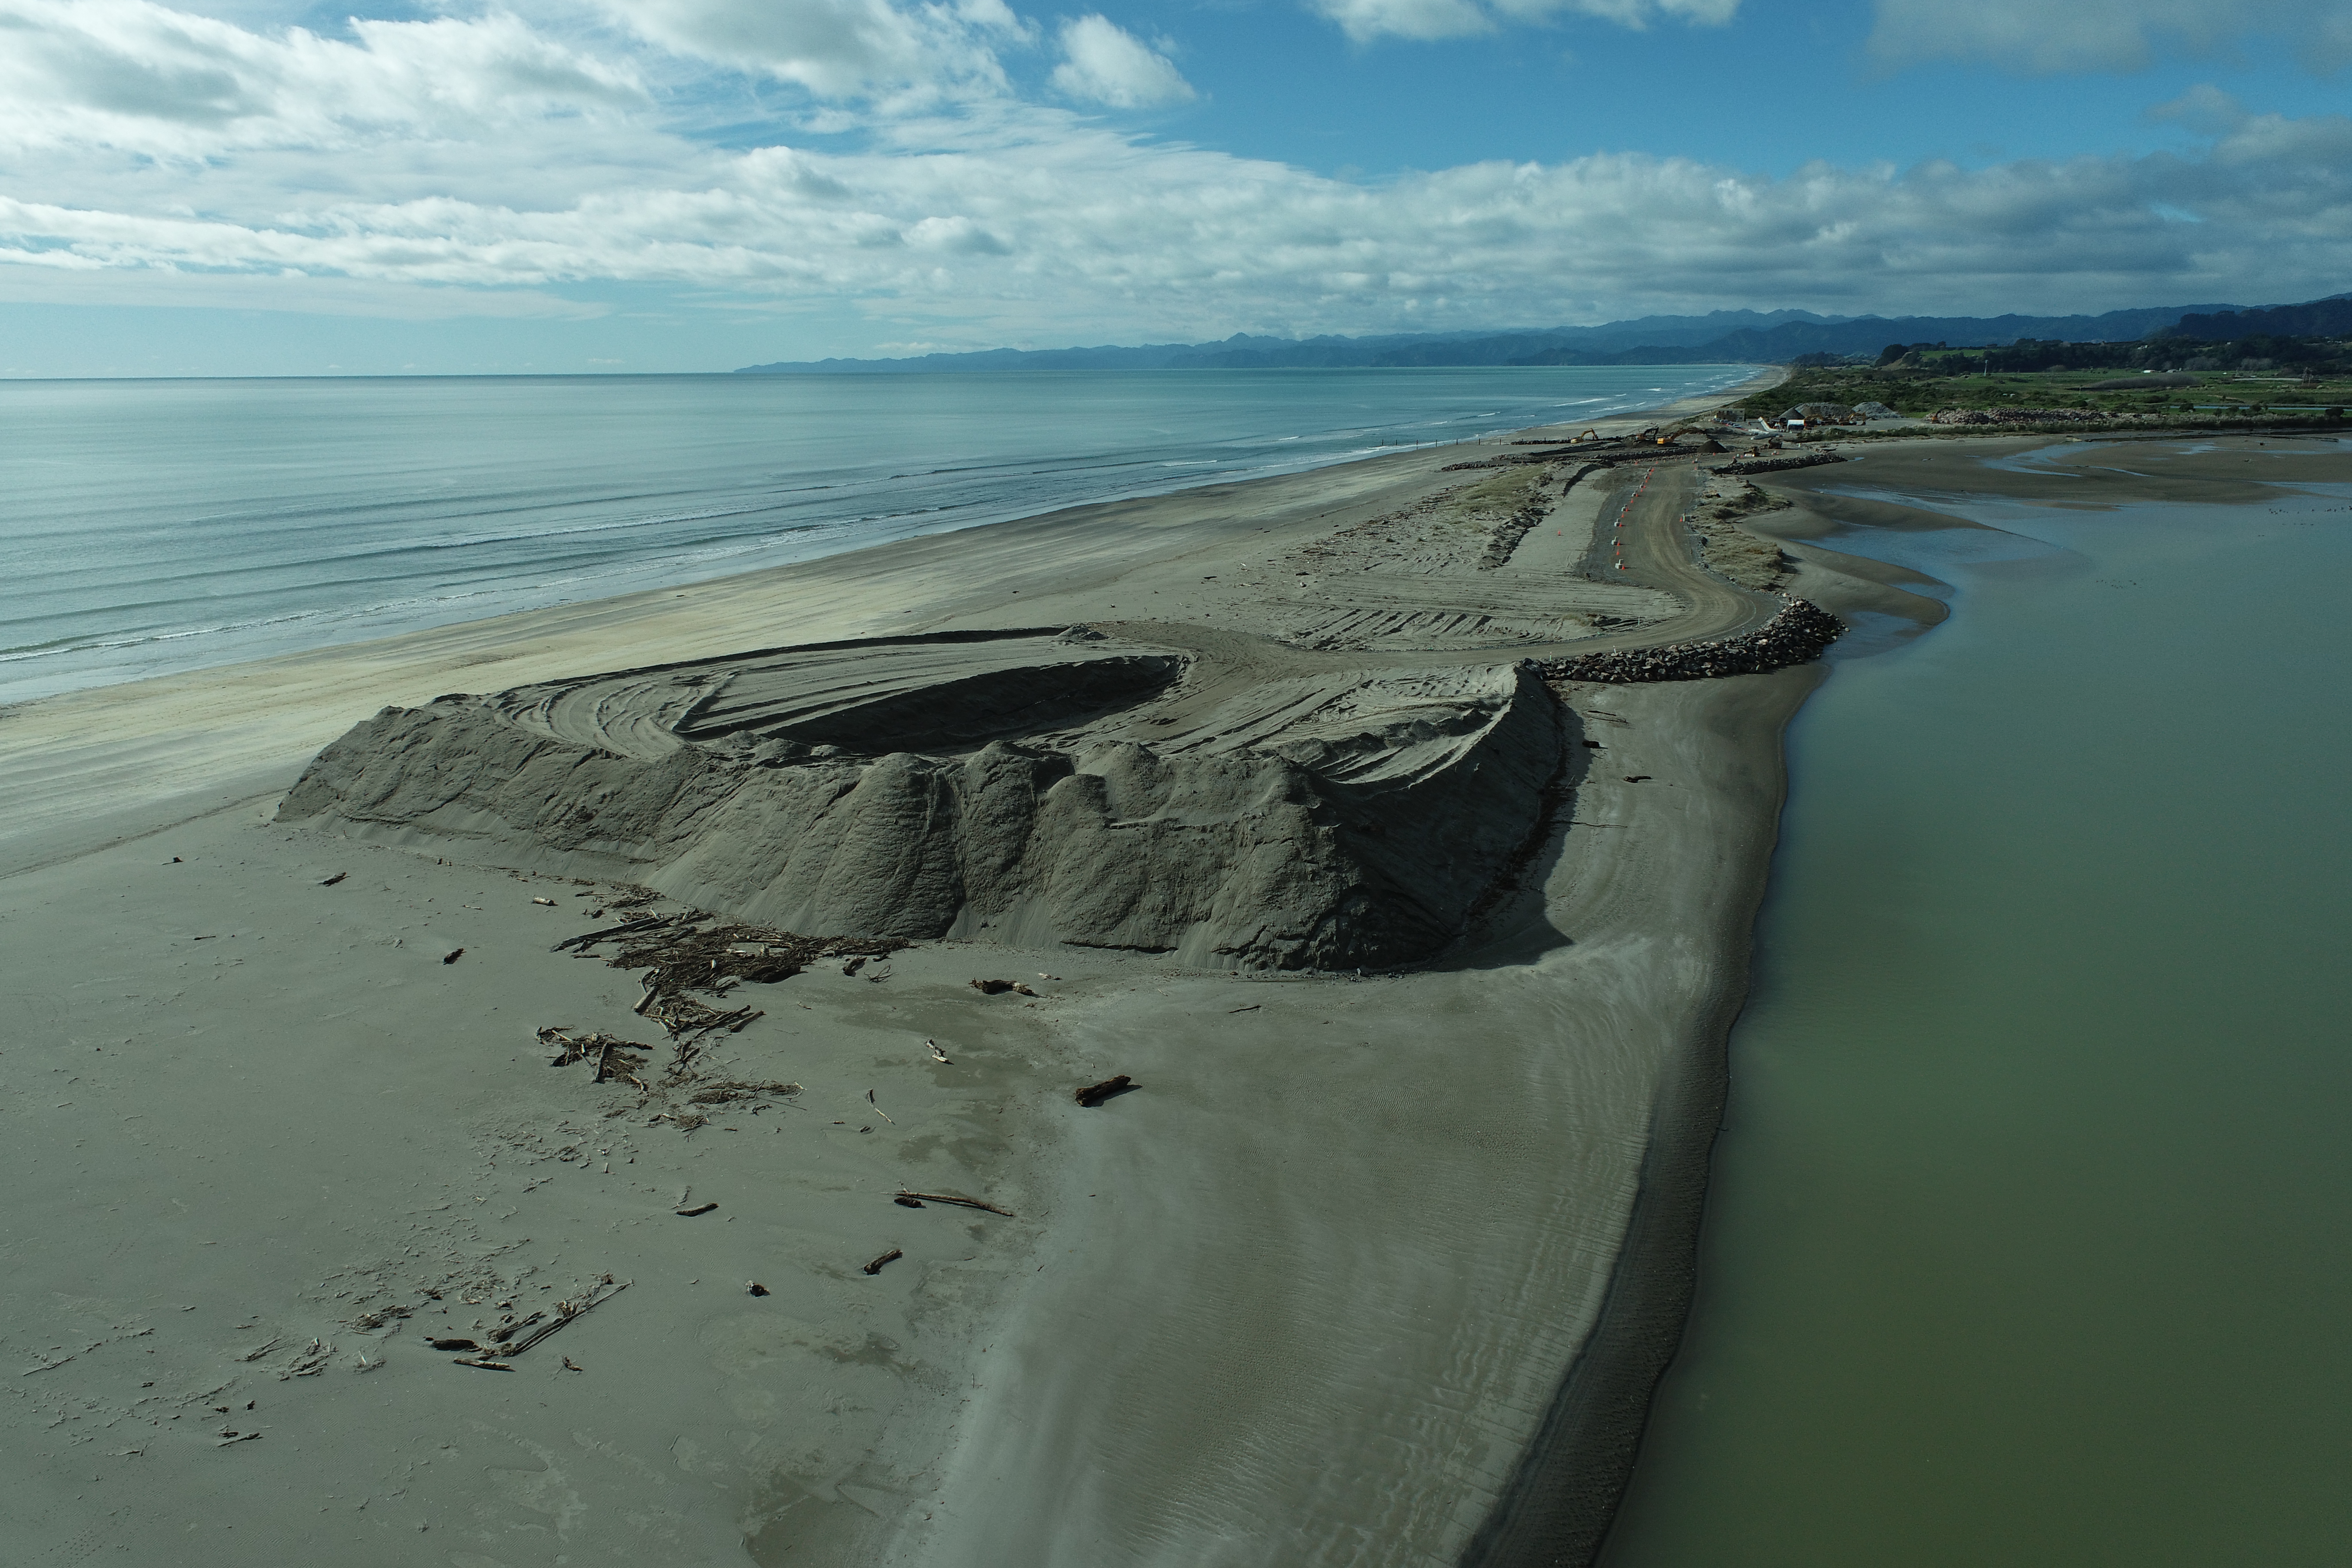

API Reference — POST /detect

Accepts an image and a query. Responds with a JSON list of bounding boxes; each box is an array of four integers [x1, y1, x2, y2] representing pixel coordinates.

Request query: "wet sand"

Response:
[[0, 367, 1895, 1566]]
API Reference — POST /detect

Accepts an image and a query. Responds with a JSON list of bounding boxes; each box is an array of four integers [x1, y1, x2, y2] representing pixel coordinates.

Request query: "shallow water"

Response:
[[1600, 485, 2352, 1565], [0, 365, 1748, 703]]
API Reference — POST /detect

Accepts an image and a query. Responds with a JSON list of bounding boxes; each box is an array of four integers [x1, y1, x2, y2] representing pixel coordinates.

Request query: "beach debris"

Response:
[[502, 1277, 627, 1355], [280, 1340, 332, 1379], [866, 1089, 893, 1125], [532, 897, 556, 906], [442, 948, 465, 965], [453, 1357, 513, 1372], [1039, 973, 1060, 980], [537, 1027, 653, 1087], [1582, 739, 1605, 749], [320, 872, 346, 886], [169, 856, 181, 864], [746, 1282, 770, 1297], [1623, 775, 1653, 783], [969, 978, 1039, 997], [216, 1431, 262, 1446], [895, 1190, 1015, 1217], [926, 1038, 952, 1064], [582, 920, 905, 1052], [674, 1201, 719, 1217], [862, 1249, 904, 1276], [427, 1338, 480, 1352], [1227, 1004, 1261, 1014], [842, 956, 868, 977], [1075, 1074, 1136, 1108], [552, 914, 670, 953], [686, 1080, 799, 1106], [562, 1356, 583, 1371]]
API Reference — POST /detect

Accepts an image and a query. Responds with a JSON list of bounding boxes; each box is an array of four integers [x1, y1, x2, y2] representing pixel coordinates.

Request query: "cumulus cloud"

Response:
[[1050, 15, 1193, 107], [3, 0, 2351, 351], [1868, 0, 2352, 76], [1309, 0, 1737, 44], [595, 0, 1026, 96], [11, 95, 2352, 337], [0, 0, 645, 158], [2148, 83, 2251, 136]]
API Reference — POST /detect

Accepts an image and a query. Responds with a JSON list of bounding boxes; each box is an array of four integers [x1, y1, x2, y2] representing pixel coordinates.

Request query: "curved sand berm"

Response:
[[0, 371, 1966, 1566]]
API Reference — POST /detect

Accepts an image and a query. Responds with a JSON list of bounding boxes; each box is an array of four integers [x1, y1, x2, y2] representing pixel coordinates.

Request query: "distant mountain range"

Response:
[[737, 297, 2346, 375], [2163, 295, 2352, 341]]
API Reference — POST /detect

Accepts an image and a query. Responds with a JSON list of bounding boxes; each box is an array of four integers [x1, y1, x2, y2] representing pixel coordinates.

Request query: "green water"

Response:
[[1600, 489, 2352, 1566]]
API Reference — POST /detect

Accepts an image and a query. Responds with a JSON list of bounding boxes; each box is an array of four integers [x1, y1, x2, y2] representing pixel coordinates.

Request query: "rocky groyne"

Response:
[[1711, 451, 1848, 476], [1534, 597, 1843, 683]]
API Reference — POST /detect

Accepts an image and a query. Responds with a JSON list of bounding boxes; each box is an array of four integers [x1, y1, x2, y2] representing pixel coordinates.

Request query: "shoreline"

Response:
[[0, 363, 1851, 1564]]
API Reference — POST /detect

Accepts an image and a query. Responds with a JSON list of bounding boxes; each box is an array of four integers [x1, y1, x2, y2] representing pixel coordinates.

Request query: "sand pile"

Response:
[[278, 629, 1565, 970]]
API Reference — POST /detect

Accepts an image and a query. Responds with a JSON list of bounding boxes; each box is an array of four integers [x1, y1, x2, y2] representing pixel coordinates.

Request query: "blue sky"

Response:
[[1, 0, 2348, 374]]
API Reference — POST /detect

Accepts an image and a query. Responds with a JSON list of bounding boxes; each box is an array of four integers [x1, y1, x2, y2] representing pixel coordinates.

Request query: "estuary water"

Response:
[[0, 364, 1749, 704], [1601, 483, 2352, 1564]]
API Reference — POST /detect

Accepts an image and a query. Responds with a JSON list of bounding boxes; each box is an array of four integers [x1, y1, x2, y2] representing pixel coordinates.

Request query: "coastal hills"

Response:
[[735, 294, 2347, 375]]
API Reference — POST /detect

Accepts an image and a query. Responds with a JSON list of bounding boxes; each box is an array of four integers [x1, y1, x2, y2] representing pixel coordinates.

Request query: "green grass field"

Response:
[[1727, 361, 2352, 427]]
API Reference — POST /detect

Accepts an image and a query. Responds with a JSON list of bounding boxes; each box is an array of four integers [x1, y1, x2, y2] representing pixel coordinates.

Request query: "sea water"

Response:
[[1600, 480, 2352, 1565], [0, 365, 1749, 704]]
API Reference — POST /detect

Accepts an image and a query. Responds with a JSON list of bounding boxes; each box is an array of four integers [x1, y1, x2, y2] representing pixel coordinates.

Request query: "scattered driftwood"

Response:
[[747, 1282, 770, 1297], [674, 1201, 718, 1217], [537, 1027, 653, 1088], [842, 956, 869, 977], [504, 1278, 626, 1354], [896, 1190, 1015, 1217], [427, 1337, 479, 1352], [969, 978, 1039, 997], [453, 1357, 513, 1372], [531, 897, 556, 906], [319, 872, 346, 887], [442, 949, 464, 965], [1227, 1004, 1261, 1014], [686, 1080, 800, 1106], [552, 913, 670, 953], [588, 920, 906, 1057], [926, 1038, 952, 1064], [1623, 775, 1653, 783], [862, 1249, 904, 1276], [1075, 1074, 1135, 1108]]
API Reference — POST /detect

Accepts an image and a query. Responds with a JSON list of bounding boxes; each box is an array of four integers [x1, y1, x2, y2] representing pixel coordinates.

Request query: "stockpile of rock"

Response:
[[1779, 401, 1861, 425], [1533, 597, 1843, 684], [1928, 407, 2135, 425]]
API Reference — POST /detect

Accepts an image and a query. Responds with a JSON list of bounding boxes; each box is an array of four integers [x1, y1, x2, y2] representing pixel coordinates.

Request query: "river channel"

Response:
[[1599, 480, 2352, 1566]]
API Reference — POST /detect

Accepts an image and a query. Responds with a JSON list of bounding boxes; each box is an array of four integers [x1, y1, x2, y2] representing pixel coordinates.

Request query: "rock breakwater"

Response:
[[1712, 451, 1849, 476], [1534, 598, 1843, 684]]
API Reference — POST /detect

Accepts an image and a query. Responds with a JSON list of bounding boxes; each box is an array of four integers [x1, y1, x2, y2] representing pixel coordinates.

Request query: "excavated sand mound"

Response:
[[277, 629, 1566, 970]]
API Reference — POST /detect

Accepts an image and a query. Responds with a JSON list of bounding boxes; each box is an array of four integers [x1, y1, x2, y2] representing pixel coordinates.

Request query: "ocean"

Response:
[[0, 365, 1752, 705]]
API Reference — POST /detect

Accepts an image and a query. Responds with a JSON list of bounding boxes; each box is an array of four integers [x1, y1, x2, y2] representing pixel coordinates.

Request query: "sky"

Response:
[[1, 0, 2349, 375]]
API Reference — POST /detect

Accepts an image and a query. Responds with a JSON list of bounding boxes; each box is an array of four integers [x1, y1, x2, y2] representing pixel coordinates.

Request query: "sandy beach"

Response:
[[14, 374, 2318, 1567]]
